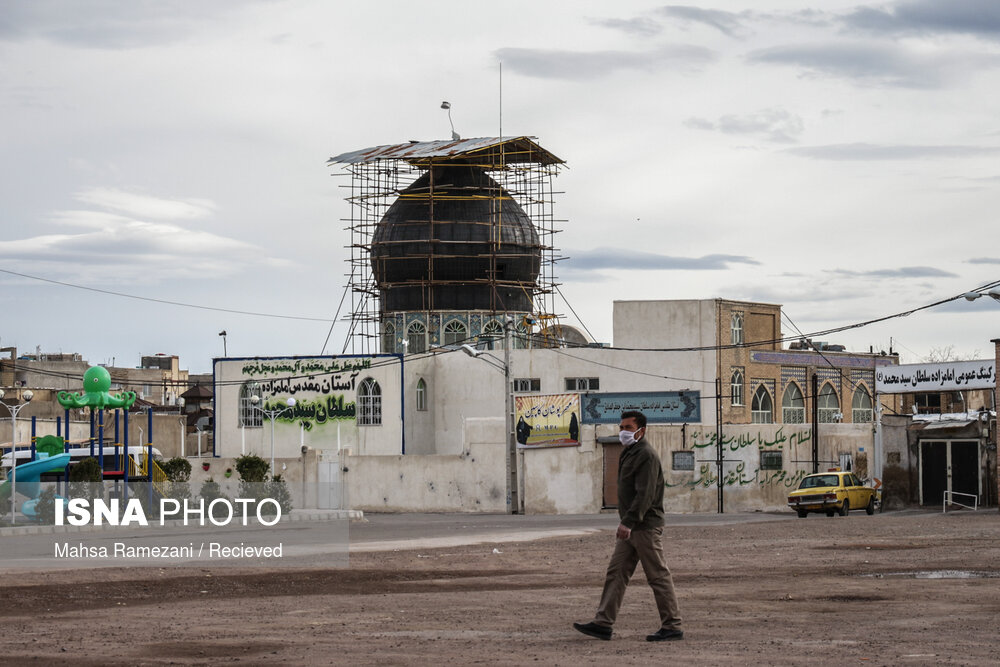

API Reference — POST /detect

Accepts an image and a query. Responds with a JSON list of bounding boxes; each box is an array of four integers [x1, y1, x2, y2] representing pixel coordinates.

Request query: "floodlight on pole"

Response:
[[441, 101, 460, 141], [1, 388, 34, 525], [252, 395, 297, 477]]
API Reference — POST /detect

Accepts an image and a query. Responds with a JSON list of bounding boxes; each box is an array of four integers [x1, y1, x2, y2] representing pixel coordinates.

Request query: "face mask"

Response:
[[619, 429, 638, 446]]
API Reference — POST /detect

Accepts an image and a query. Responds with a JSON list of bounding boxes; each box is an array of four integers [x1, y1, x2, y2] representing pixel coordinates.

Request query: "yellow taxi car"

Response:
[[787, 470, 877, 518]]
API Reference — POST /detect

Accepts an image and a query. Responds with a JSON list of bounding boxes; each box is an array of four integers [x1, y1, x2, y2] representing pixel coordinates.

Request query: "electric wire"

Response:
[[0, 267, 334, 323]]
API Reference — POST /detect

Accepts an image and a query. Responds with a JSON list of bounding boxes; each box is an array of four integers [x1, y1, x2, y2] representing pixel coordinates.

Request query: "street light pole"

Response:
[[461, 316, 519, 515], [1, 388, 34, 525], [251, 395, 297, 477]]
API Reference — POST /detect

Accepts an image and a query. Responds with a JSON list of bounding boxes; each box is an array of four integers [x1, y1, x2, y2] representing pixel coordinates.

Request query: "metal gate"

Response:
[[919, 439, 980, 506], [317, 458, 343, 510]]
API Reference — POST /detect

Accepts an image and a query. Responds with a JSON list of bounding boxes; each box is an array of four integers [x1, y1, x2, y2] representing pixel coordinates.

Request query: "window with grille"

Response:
[[731, 312, 744, 345], [482, 320, 504, 350], [513, 323, 529, 349], [444, 320, 467, 346], [415, 378, 427, 411], [382, 322, 396, 354], [358, 378, 382, 426], [818, 383, 840, 423], [239, 381, 262, 428], [760, 450, 782, 470], [782, 383, 805, 424], [730, 368, 745, 406], [852, 387, 873, 423], [565, 377, 599, 391], [751, 385, 773, 424], [407, 321, 426, 354], [514, 378, 540, 393], [672, 451, 695, 471]]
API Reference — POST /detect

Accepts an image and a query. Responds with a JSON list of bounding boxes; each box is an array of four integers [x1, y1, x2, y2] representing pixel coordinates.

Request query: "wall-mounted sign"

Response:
[[514, 393, 581, 448], [580, 391, 700, 424], [875, 360, 996, 394]]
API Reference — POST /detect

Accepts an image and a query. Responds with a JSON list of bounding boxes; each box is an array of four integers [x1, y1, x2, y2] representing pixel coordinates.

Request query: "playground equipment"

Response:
[[0, 453, 71, 519], [1, 365, 169, 521]]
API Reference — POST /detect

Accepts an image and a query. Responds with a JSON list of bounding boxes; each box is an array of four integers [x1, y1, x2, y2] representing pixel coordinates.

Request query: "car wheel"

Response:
[[866, 496, 875, 515], [839, 499, 850, 517], [796, 509, 808, 518]]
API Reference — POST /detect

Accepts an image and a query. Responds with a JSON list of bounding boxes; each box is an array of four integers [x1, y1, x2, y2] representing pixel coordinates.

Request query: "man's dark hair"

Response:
[[621, 410, 647, 428]]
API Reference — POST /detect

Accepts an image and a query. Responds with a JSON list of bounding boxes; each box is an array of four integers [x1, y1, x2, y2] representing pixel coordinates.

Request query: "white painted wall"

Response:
[[345, 418, 507, 512], [214, 356, 404, 462]]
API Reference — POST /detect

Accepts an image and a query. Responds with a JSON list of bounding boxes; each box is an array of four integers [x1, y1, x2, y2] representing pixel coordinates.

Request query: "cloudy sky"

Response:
[[1, 0, 999, 374]]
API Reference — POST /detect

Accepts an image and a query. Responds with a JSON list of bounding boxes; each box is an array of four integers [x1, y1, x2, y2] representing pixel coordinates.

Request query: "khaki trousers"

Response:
[[593, 526, 682, 630]]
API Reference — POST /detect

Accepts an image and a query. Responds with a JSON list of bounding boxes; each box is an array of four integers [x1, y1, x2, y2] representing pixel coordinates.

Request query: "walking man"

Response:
[[573, 410, 683, 642]]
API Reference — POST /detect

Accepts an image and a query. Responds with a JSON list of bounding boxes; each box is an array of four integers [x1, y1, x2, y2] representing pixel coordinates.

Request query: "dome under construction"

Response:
[[328, 136, 564, 354], [372, 165, 539, 313]]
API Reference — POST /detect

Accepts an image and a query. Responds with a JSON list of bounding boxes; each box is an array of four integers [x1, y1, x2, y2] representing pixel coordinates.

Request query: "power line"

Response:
[[0, 268, 334, 323]]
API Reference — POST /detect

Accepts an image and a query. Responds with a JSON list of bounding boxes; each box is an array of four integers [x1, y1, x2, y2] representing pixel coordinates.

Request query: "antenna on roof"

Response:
[[441, 101, 460, 141]]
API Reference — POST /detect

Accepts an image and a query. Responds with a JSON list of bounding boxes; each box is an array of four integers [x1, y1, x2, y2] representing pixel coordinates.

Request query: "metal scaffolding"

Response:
[[328, 137, 565, 354]]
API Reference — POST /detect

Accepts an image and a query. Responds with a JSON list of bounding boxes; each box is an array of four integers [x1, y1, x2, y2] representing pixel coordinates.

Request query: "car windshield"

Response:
[[799, 475, 838, 489]]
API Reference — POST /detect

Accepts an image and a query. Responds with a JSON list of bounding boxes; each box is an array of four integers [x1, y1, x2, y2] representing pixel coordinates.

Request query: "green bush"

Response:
[[160, 457, 192, 482], [264, 474, 293, 516], [235, 454, 270, 483], [69, 457, 104, 502], [199, 478, 231, 520], [34, 488, 58, 525], [69, 457, 103, 483]]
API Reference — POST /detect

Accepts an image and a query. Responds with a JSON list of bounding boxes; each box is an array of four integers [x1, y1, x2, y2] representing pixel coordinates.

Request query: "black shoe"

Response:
[[573, 622, 612, 641], [646, 628, 684, 642]]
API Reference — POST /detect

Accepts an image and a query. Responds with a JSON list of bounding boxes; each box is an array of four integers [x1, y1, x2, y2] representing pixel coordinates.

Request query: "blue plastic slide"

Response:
[[0, 453, 71, 517]]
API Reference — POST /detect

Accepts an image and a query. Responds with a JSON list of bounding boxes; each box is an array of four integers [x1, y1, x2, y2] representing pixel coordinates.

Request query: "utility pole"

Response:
[[811, 372, 819, 473], [716, 377, 724, 513]]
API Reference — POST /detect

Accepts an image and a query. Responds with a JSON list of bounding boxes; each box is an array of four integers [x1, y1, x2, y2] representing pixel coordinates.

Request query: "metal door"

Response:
[[919, 439, 980, 506], [602, 442, 623, 508], [919, 441, 947, 505]]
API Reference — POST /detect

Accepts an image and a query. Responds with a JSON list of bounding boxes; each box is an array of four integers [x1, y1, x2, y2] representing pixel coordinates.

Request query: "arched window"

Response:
[[407, 321, 426, 354], [482, 320, 504, 350], [730, 368, 745, 406], [358, 378, 382, 426], [731, 312, 744, 345], [239, 381, 262, 428], [415, 377, 427, 412], [382, 322, 396, 354], [782, 383, 805, 424], [818, 383, 841, 423], [751, 385, 773, 423], [444, 319, 467, 346], [513, 322, 529, 349], [852, 387, 873, 423]]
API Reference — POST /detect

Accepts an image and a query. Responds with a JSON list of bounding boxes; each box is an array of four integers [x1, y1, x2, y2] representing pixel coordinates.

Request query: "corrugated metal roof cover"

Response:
[[328, 136, 564, 166]]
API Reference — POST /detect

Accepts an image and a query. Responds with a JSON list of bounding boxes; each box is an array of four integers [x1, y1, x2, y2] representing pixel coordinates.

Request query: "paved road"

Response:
[[348, 511, 796, 551]]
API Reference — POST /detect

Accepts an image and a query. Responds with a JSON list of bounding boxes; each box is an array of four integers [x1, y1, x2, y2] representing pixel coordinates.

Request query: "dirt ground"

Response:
[[1, 510, 998, 666]]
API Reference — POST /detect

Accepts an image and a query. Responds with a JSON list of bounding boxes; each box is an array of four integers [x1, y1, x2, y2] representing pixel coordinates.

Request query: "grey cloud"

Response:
[[747, 42, 1000, 89], [829, 267, 959, 278], [968, 257, 1000, 265], [565, 249, 759, 271], [684, 108, 804, 143], [0, 1, 271, 49], [786, 143, 1000, 161], [843, 0, 1000, 40], [588, 16, 662, 37], [657, 6, 751, 38], [495, 44, 715, 81]]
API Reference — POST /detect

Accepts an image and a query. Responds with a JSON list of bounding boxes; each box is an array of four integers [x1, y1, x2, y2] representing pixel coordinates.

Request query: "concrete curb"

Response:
[[0, 509, 364, 537]]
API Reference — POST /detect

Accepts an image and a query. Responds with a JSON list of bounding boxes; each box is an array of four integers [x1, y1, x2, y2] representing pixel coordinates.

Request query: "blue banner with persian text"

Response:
[[581, 391, 701, 424]]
